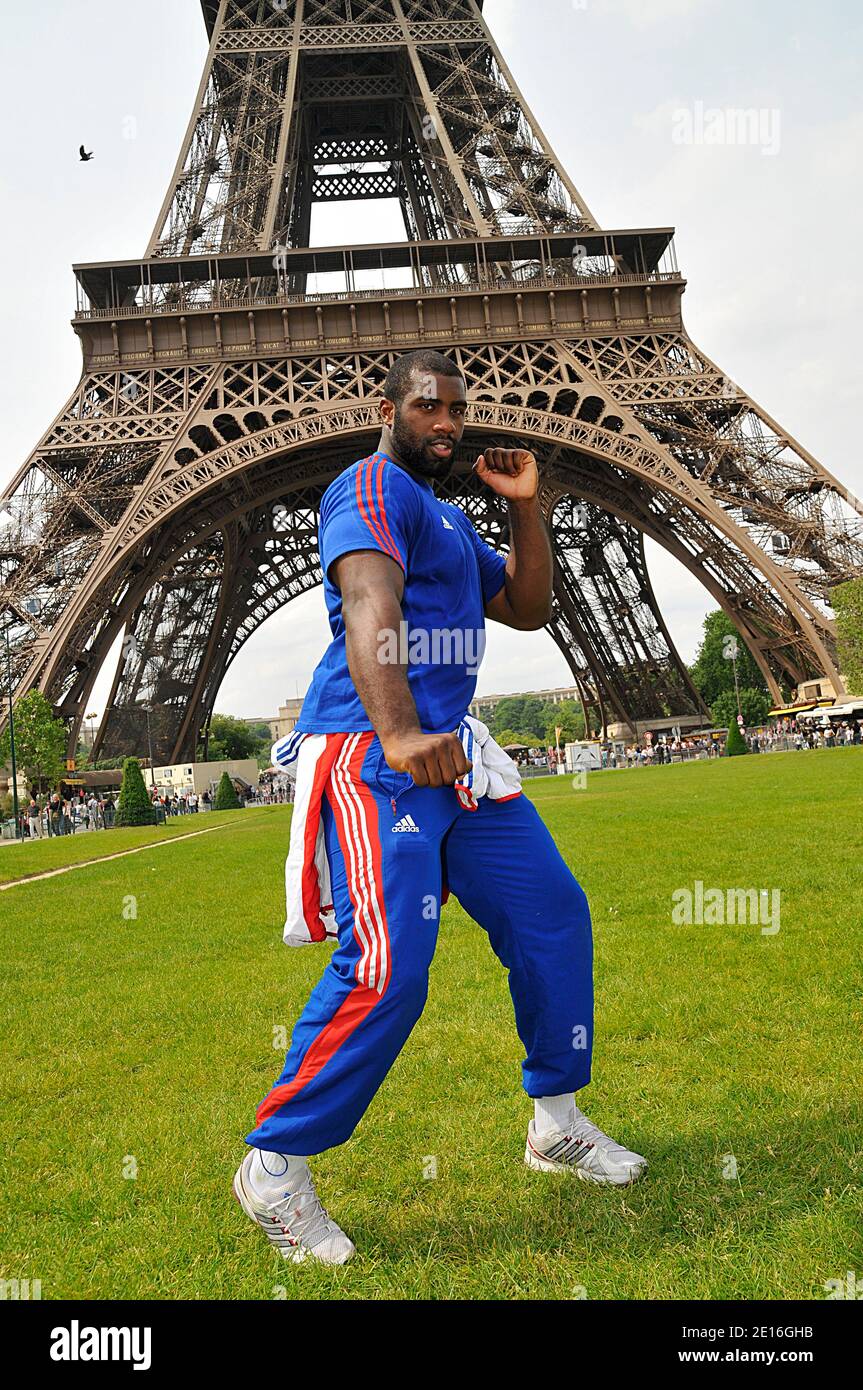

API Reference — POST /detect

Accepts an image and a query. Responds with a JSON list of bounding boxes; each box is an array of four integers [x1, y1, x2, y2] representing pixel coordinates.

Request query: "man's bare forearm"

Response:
[[504, 496, 553, 627], [332, 550, 470, 785], [343, 589, 421, 741]]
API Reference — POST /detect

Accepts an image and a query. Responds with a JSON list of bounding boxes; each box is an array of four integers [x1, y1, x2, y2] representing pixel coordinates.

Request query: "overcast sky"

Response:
[[0, 0, 859, 721]]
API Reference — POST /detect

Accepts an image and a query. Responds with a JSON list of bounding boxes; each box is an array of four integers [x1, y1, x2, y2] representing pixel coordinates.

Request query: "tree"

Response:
[[74, 742, 93, 771], [491, 696, 583, 744], [519, 696, 548, 740], [831, 578, 863, 695], [690, 610, 768, 706], [490, 697, 530, 739], [0, 689, 66, 793], [725, 721, 748, 757], [494, 728, 536, 748], [711, 687, 772, 730], [204, 713, 264, 762], [542, 699, 585, 745], [213, 770, 241, 810], [115, 757, 158, 826]]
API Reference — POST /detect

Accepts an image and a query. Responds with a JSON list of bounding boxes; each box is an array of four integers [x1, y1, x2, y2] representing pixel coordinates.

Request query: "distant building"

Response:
[[79, 724, 97, 751], [795, 676, 842, 703], [469, 685, 583, 721], [241, 716, 275, 735], [269, 697, 305, 742], [0, 764, 30, 800], [149, 758, 259, 798]]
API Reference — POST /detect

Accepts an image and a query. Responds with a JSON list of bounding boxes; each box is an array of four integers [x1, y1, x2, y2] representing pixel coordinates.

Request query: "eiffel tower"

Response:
[[2, 0, 861, 764]]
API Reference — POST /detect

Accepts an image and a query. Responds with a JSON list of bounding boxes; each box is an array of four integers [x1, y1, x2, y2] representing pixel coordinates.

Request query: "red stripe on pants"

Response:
[[255, 731, 391, 1124], [301, 733, 350, 941]]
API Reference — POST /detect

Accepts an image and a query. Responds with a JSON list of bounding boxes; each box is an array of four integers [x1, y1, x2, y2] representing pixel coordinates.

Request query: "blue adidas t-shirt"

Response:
[[295, 450, 508, 734]]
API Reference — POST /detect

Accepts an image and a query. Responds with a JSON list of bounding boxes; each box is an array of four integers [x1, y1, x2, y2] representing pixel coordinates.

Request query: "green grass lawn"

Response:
[[0, 808, 265, 885], [1, 751, 861, 1300]]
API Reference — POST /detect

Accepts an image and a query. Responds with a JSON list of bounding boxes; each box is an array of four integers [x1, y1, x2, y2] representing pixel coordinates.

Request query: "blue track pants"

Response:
[[246, 731, 593, 1155]]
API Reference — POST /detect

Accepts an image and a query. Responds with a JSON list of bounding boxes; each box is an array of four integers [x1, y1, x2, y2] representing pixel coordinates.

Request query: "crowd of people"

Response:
[[17, 785, 222, 838], [751, 719, 861, 752], [10, 777, 297, 839], [249, 777, 293, 804], [506, 746, 564, 772], [507, 738, 724, 771], [19, 790, 117, 839], [599, 737, 720, 768], [149, 789, 208, 816], [598, 717, 862, 768]]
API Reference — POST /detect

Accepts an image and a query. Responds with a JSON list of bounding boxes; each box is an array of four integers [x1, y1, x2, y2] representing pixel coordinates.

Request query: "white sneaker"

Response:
[[525, 1108, 648, 1186], [232, 1150, 355, 1264]]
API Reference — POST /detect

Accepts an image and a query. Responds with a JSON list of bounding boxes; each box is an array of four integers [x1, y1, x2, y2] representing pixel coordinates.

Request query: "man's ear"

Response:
[[380, 396, 394, 427]]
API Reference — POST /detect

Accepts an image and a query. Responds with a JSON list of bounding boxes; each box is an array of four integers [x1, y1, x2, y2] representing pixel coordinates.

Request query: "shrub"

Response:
[[115, 757, 158, 827], [213, 770, 241, 811], [725, 721, 748, 757]]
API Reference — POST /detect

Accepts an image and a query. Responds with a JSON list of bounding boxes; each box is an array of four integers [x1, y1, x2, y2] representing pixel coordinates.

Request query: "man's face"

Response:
[[384, 369, 467, 479]]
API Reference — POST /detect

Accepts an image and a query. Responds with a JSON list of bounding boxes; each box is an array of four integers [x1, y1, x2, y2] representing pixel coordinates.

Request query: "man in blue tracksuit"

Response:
[[233, 350, 647, 1265]]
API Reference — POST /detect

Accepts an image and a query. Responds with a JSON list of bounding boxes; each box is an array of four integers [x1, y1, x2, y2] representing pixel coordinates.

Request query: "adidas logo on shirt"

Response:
[[440, 514, 454, 530], [391, 813, 420, 833]]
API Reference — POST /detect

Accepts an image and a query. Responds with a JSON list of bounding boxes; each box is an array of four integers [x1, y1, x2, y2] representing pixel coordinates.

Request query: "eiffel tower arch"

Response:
[[2, 0, 861, 763]]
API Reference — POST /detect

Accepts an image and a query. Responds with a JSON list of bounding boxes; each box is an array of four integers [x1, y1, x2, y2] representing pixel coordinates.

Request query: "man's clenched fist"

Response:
[[382, 731, 472, 788], [473, 448, 538, 502]]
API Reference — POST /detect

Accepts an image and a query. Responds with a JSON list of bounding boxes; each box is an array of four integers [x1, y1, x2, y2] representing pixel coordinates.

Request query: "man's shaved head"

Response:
[[382, 350, 464, 409]]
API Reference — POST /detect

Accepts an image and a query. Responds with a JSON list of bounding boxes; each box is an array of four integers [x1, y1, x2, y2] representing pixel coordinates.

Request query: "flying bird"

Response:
[[79, 145, 94, 162]]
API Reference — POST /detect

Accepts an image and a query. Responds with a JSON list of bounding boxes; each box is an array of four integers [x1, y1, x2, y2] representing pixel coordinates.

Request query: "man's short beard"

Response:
[[391, 408, 450, 478]]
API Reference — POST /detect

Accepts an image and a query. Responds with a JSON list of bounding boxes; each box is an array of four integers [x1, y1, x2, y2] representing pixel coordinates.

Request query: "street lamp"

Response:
[[3, 594, 43, 839], [130, 650, 158, 790], [2, 619, 21, 840], [85, 711, 98, 762], [114, 701, 158, 788], [723, 633, 744, 726], [145, 704, 156, 789]]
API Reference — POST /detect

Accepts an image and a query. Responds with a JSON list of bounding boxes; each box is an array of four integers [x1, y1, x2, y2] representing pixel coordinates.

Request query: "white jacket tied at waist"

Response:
[[270, 715, 522, 947]]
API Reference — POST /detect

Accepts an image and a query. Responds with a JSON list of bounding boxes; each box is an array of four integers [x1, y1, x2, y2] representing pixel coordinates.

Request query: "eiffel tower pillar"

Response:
[[1, 0, 861, 763]]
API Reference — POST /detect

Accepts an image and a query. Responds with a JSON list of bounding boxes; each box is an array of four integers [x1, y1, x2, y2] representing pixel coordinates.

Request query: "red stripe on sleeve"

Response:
[[354, 455, 400, 566], [373, 456, 406, 572]]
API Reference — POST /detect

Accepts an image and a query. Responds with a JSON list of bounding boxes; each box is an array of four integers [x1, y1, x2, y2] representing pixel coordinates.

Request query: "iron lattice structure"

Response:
[[2, 0, 862, 761]]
